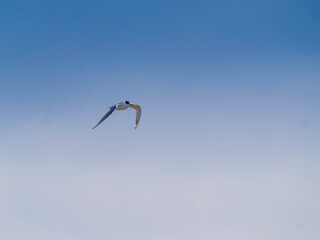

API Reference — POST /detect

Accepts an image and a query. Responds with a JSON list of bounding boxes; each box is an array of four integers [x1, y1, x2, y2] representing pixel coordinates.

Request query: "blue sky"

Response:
[[1, 1, 320, 239]]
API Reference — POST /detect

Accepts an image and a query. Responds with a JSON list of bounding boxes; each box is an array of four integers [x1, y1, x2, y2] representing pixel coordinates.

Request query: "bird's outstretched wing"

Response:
[[129, 104, 142, 129], [92, 105, 116, 129]]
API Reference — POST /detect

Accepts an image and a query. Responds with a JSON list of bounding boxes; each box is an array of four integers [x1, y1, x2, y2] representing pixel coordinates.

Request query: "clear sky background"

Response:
[[1, 0, 320, 239]]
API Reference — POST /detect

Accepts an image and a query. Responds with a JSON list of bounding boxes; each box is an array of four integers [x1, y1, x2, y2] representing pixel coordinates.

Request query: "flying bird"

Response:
[[92, 101, 141, 129]]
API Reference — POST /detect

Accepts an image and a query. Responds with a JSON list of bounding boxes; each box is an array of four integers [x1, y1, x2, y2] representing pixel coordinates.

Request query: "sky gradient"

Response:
[[1, 0, 320, 239]]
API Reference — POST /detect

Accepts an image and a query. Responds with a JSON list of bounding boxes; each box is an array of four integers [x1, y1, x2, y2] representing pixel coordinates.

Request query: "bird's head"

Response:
[[125, 100, 130, 104]]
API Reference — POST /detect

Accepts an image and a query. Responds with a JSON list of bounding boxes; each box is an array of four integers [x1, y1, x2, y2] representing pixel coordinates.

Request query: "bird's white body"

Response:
[[116, 102, 130, 110]]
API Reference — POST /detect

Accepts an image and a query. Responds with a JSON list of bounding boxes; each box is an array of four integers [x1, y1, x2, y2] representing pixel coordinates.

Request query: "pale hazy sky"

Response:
[[1, 0, 320, 239]]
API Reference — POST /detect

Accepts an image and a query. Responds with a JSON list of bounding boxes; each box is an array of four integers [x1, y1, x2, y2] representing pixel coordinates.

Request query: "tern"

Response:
[[92, 101, 141, 129]]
